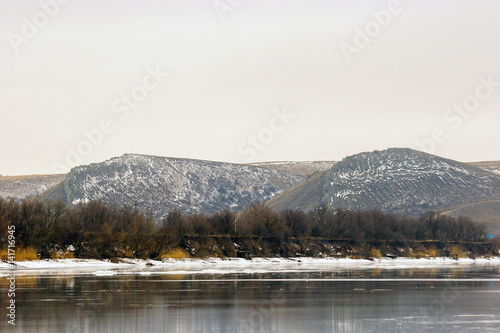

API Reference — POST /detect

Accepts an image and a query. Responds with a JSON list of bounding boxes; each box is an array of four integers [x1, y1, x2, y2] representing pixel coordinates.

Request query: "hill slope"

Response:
[[468, 161, 500, 176], [266, 170, 329, 212], [0, 174, 66, 200], [48, 154, 306, 217], [268, 148, 500, 216], [441, 200, 500, 234]]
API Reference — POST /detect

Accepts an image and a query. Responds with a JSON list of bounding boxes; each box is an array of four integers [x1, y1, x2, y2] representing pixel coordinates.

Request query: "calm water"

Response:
[[1, 265, 500, 332]]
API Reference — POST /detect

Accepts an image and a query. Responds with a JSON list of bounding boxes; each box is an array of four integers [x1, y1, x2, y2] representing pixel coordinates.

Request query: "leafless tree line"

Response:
[[0, 197, 490, 259]]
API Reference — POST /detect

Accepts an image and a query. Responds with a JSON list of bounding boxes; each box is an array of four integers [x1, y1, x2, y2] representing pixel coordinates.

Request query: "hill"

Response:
[[43, 154, 306, 217], [268, 148, 500, 216], [0, 160, 334, 202]]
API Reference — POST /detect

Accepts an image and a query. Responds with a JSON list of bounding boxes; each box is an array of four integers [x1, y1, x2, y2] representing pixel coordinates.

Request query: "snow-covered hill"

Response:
[[59, 154, 306, 216], [269, 148, 500, 216], [323, 148, 500, 215]]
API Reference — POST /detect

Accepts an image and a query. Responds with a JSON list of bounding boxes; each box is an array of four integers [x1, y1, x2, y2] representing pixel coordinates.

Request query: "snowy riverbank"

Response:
[[1, 256, 500, 276]]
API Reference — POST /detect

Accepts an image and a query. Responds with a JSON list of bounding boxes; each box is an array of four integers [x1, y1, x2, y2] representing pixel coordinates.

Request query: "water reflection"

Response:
[[0, 266, 499, 332]]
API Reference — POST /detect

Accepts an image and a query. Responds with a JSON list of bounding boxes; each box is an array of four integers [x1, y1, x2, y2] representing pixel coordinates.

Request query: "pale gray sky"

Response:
[[1, 0, 499, 175]]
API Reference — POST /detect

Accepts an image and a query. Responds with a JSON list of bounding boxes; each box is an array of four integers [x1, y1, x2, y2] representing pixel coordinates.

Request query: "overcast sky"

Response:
[[1, 0, 499, 175]]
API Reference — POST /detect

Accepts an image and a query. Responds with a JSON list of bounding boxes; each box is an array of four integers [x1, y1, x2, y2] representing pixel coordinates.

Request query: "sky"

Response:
[[1, 0, 499, 175]]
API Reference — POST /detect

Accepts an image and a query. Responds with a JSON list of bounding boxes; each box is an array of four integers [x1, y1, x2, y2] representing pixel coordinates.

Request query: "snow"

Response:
[[1, 257, 499, 276]]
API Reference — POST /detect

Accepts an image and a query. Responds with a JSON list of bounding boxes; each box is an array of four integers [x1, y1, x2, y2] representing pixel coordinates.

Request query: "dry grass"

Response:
[[449, 245, 467, 259], [370, 248, 382, 258], [0, 247, 39, 261], [161, 248, 190, 259], [427, 246, 441, 258], [348, 254, 364, 259]]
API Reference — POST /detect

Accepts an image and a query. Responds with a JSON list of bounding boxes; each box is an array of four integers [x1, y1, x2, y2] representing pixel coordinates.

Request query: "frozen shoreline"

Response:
[[1, 256, 500, 276]]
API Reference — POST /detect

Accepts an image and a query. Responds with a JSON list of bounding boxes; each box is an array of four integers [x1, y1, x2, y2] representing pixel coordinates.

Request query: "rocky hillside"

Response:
[[48, 154, 306, 217], [268, 148, 500, 216], [0, 160, 333, 202]]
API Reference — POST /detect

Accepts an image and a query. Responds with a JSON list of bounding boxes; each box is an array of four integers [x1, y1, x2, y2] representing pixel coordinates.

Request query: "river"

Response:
[[1, 261, 499, 332]]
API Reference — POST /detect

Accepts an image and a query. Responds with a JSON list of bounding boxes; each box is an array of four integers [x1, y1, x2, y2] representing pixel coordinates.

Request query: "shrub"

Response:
[[449, 245, 467, 259], [427, 246, 441, 258], [370, 248, 382, 258], [410, 249, 428, 259]]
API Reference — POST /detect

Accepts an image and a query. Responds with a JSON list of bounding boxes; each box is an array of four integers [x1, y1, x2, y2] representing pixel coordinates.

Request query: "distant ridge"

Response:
[[0, 174, 66, 201], [468, 161, 500, 176], [248, 161, 337, 176]]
